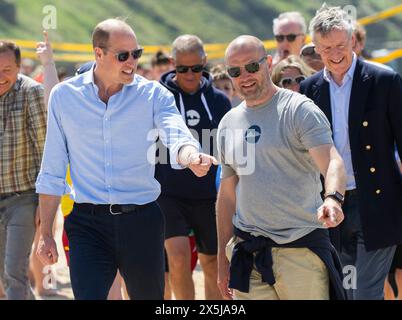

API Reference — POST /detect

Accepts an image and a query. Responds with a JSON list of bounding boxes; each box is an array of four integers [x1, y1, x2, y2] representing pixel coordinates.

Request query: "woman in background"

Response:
[[271, 55, 315, 92]]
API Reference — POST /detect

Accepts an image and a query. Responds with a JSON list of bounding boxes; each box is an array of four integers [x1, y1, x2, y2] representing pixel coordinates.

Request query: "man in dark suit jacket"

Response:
[[300, 4, 402, 300]]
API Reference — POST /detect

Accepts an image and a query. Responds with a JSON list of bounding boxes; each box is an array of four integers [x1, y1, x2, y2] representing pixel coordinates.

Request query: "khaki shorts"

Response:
[[226, 236, 329, 300]]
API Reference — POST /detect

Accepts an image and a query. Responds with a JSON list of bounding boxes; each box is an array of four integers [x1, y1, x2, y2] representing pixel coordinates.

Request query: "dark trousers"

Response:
[[339, 190, 396, 300], [64, 201, 165, 300]]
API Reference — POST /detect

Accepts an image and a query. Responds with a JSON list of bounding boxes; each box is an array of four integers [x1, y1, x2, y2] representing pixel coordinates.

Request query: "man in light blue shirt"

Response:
[[323, 52, 357, 191], [35, 18, 217, 300]]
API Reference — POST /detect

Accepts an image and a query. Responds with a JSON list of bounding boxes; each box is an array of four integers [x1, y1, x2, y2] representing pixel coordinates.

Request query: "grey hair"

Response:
[[309, 4, 354, 42], [273, 11, 307, 35], [171, 34, 206, 59]]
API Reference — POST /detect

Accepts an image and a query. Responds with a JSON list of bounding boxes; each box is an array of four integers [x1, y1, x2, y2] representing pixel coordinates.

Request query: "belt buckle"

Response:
[[109, 204, 122, 215]]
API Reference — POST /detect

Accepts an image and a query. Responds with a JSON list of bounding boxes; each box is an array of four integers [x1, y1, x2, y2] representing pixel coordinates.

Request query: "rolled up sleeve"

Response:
[[27, 85, 47, 172], [35, 86, 70, 196]]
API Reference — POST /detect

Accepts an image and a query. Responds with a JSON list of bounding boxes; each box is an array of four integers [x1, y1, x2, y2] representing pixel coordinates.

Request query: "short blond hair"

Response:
[[210, 64, 231, 81]]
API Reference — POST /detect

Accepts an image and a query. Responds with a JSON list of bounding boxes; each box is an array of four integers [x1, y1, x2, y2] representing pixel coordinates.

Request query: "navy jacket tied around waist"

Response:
[[229, 227, 346, 300]]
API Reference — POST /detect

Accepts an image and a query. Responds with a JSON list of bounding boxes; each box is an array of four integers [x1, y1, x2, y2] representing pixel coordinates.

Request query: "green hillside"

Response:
[[0, 0, 401, 52]]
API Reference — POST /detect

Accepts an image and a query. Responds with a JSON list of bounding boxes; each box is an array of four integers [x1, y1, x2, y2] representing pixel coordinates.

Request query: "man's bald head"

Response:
[[92, 18, 136, 49], [224, 35, 274, 107], [225, 35, 266, 63]]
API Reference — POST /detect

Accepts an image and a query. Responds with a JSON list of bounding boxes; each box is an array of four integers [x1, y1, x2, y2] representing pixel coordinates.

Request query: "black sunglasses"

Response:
[[279, 75, 306, 87], [275, 34, 303, 43], [116, 48, 143, 62], [176, 64, 204, 73], [105, 48, 143, 62], [227, 56, 267, 78]]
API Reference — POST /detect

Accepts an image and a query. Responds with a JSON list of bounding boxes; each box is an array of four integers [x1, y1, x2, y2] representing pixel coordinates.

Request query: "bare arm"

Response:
[[309, 144, 346, 227], [39, 194, 60, 236], [37, 194, 60, 265], [216, 174, 238, 300], [309, 144, 346, 195], [36, 30, 59, 106]]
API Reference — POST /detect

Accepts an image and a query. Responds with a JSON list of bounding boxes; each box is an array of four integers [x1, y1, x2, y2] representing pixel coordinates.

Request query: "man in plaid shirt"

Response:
[[0, 41, 47, 299]]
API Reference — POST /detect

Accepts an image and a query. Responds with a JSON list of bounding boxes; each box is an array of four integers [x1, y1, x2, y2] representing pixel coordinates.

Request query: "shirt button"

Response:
[[105, 117, 109, 121], [365, 145, 371, 150], [370, 167, 376, 173], [376, 189, 381, 195], [107, 185, 111, 189], [106, 163, 110, 166], [105, 140, 109, 143], [362, 121, 368, 127]]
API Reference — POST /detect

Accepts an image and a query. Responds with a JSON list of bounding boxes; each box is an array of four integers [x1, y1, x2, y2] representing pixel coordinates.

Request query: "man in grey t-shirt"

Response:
[[216, 35, 347, 300]]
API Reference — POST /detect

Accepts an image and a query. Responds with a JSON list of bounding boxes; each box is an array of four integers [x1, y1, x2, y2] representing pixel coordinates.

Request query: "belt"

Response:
[[75, 203, 147, 215]]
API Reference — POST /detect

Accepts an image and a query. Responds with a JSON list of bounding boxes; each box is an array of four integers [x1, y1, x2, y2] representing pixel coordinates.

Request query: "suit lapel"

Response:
[[313, 75, 332, 131], [348, 59, 372, 149]]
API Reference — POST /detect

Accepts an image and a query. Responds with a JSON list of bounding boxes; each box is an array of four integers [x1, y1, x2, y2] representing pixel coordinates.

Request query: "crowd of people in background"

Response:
[[0, 3, 402, 300]]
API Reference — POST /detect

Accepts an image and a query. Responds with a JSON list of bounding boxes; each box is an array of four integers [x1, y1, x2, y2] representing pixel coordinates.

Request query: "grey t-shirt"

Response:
[[217, 89, 333, 244]]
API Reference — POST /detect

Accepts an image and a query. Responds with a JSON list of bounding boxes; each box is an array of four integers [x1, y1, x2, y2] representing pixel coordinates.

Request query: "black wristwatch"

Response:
[[324, 191, 344, 205]]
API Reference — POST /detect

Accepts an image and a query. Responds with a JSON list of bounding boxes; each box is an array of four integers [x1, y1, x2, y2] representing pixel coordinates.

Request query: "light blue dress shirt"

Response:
[[36, 67, 200, 204], [323, 53, 357, 190]]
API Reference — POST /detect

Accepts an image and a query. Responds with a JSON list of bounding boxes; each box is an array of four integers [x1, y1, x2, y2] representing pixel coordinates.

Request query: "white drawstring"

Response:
[[200, 93, 213, 122], [179, 92, 213, 123], [179, 93, 186, 122]]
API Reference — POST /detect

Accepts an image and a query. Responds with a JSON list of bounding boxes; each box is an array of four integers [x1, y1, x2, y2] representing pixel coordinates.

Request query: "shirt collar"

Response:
[[13, 75, 24, 91], [82, 63, 138, 87], [323, 52, 357, 85], [82, 63, 95, 85]]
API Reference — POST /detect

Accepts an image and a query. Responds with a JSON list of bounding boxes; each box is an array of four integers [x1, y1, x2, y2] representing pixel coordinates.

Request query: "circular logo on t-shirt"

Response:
[[186, 110, 200, 127], [245, 125, 262, 144]]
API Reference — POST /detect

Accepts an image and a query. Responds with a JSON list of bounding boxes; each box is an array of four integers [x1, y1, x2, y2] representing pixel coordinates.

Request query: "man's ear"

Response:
[[169, 57, 176, 67], [351, 33, 358, 50], [94, 47, 103, 61], [266, 55, 273, 71], [313, 43, 321, 55]]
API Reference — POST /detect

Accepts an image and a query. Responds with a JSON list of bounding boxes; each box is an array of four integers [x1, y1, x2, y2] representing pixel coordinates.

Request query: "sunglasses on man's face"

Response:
[[112, 48, 144, 62], [227, 56, 267, 78], [275, 34, 303, 43], [175, 64, 204, 73], [279, 75, 306, 87]]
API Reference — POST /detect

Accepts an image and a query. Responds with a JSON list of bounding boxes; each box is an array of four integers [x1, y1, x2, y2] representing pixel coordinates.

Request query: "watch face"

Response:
[[335, 191, 344, 201], [326, 191, 344, 204]]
